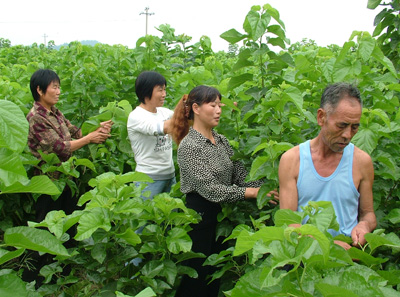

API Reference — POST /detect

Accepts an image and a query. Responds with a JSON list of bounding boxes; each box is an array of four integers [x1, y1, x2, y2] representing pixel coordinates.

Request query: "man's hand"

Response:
[[351, 221, 370, 247], [334, 240, 352, 250]]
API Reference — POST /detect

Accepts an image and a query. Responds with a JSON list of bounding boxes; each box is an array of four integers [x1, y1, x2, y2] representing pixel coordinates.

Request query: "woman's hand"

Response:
[[267, 189, 279, 205], [99, 120, 113, 134]]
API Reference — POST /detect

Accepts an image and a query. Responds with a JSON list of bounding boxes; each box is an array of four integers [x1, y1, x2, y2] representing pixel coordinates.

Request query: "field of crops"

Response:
[[1, 1, 400, 296]]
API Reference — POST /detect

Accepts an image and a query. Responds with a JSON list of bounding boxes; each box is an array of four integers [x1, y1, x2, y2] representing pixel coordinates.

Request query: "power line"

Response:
[[139, 7, 154, 35], [43, 33, 48, 46]]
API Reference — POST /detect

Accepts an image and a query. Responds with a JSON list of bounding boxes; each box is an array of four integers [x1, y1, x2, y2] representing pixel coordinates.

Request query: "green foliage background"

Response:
[[1, 1, 400, 296]]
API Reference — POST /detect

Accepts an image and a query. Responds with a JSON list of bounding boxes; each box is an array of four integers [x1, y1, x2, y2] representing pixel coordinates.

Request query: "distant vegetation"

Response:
[[54, 40, 100, 49]]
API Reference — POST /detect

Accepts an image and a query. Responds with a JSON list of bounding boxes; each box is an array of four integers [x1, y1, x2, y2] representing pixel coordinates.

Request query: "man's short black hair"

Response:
[[321, 82, 362, 114]]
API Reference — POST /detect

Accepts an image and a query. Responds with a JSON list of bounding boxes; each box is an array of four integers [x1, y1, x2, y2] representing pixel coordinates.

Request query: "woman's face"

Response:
[[194, 98, 222, 128], [38, 80, 60, 110], [150, 84, 167, 107]]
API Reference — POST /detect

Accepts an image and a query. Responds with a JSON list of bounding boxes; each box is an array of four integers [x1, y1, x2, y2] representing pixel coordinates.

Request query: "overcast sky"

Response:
[[1, 0, 378, 51]]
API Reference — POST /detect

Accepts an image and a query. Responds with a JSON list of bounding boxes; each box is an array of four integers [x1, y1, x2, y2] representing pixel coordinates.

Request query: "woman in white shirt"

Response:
[[127, 71, 175, 199]]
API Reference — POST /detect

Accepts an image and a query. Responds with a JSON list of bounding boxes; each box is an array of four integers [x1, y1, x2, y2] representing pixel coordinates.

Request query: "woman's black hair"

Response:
[[30, 69, 60, 102], [135, 71, 167, 104]]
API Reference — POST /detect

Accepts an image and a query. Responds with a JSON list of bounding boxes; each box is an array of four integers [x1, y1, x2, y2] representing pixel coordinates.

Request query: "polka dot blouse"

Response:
[[177, 127, 264, 203]]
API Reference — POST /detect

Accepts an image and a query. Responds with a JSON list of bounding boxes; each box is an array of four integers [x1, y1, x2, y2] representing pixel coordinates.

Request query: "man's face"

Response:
[[318, 96, 362, 153]]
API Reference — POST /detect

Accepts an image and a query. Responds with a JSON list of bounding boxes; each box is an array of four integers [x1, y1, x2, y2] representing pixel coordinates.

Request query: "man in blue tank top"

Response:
[[278, 83, 376, 250]]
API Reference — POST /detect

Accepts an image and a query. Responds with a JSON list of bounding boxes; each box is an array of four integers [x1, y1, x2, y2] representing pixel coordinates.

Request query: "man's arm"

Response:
[[351, 149, 377, 246], [279, 147, 300, 211]]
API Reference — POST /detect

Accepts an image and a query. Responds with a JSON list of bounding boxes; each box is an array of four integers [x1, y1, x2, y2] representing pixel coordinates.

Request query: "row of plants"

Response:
[[0, 1, 400, 296]]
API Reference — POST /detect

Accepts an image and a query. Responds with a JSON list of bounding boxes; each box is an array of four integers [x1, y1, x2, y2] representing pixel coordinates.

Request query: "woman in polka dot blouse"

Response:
[[170, 85, 278, 297]]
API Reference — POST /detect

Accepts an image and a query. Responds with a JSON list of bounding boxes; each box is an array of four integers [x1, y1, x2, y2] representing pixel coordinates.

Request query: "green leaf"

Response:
[[307, 203, 339, 233], [0, 274, 29, 297], [264, 3, 285, 29], [378, 286, 400, 297], [116, 228, 142, 246], [267, 37, 286, 49], [385, 208, 400, 224], [62, 211, 83, 234], [329, 243, 353, 265], [377, 270, 400, 286], [166, 227, 192, 254], [365, 233, 400, 252], [368, 108, 391, 128], [256, 183, 277, 209], [282, 86, 303, 113], [141, 260, 164, 278], [315, 283, 359, 297], [91, 243, 107, 264], [267, 24, 286, 40], [371, 46, 398, 78], [295, 225, 331, 263], [220, 29, 246, 44], [229, 267, 285, 296], [119, 171, 154, 185], [121, 287, 156, 297], [333, 58, 362, 82], [0, 175, 61, 195], [234, 227, 285, 256], [113, 198, 143, 214], [243, 9, 270, 41], [347, 247, 388, 266], [4, 226, 69, 256], [75, 158, 96, 172], [351, 128, 379, 154], [0, 148, 28, 188], [75, 208, 111, 241], [78, 190, 96, 206], [249, 156, 267, 178], [40, 262, 63, 283], [228, 73, 254, 90], [274, 209, 303, 226], [232, 49, 254, 72], [0, 248, 25, 265], [0, 100, 29, 153], [158, 259, 178, 286], [358, 37, 376, 62], [253, 141, 293, 156], [44, 210, 67, 239], [367, 0, 382, 9], [221, 98, 240, 112]]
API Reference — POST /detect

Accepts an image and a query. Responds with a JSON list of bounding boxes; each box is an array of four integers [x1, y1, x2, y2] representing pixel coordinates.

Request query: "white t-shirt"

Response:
[[127, 106, 174, 180]]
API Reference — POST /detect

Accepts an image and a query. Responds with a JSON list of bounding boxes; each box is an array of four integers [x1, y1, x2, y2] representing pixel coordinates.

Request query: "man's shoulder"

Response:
[[281, 144, 300, 160], [353, 145, 373, 165]]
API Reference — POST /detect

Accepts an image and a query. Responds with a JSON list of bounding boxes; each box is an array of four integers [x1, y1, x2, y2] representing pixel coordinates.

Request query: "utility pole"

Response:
[[43, 33, 48, 46], [139, 7, 154, 35]]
